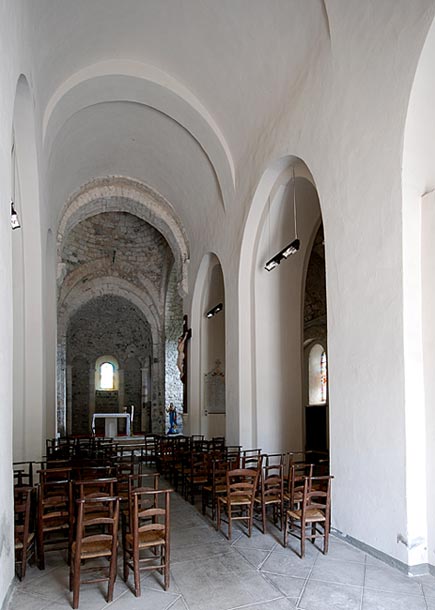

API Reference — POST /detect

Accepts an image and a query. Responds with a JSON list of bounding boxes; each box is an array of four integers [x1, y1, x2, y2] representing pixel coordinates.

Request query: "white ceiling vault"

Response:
[[21, 0, 331, 239]]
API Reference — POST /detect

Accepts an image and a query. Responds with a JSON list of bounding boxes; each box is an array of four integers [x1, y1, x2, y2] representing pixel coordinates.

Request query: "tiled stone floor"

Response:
[[7, 482, 435, 610]]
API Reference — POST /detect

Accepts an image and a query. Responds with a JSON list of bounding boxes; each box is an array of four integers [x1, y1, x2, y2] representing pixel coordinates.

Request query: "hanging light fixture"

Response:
[[11, 201, 20, 229], [264, 166, 299, 271], [10, 139, 21, 230], [206, 303, 223, 318]]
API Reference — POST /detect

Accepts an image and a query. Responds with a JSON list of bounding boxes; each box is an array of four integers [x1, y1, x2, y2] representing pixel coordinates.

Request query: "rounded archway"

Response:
[[239, 155, 324, 453]]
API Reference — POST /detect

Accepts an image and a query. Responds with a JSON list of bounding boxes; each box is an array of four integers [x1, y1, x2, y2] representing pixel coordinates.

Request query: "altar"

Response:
[[92, 412, 131, 437]]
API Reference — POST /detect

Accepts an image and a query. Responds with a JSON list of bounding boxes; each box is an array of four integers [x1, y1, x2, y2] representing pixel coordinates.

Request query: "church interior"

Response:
[[2, 1, 435, 609]]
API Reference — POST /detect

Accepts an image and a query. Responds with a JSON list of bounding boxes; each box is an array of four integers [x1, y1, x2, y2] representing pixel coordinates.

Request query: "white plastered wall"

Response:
[[403, 14, 435, 568], [254, 178, 320, 454]]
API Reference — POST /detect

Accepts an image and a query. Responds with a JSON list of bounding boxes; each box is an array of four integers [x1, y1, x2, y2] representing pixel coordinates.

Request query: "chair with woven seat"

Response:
[[216, 468, 260, 540], [284, 462, 314, 510], [202, 458, 236, 521], [254, 453, 285, 533], [123, 488, 172, 596], [14, 486, 35, 579], [36, 467, 73, 569], [70, 495, 119, 609], [283, 475, 333, 558], [184, 451, 208, 504]]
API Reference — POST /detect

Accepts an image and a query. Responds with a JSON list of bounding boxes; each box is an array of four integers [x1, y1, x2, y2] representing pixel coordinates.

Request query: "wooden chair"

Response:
[[123, 488, 172, 596], [254, 454, 285, 533], [184, 451, 208, 504], [70, 496, 119, 609], [284, 462, 314, 509], [241, 449, 263, 471], [13, 461, 34, 487], [284, 475, 333, 558], [202, 458, 236, 520], [14, 486, 35, 579], [36, 467, 73, 569], [216, 468, 260, 540]]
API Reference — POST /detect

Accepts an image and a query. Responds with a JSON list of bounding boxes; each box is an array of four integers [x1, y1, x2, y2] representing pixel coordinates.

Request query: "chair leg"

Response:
[[216, 499, 221, 532], [283, 512, 289, 547], [72, 554, 81, 609], [133, 548, 141, 597], [301, 522, 306, 559], [324, 520, 330, 555], [164, 546, 170, 591], [36, 527, 45, 570], [227, 505, 232, 540], [108, 551, 118, 602], [262, 502, 266, 534]]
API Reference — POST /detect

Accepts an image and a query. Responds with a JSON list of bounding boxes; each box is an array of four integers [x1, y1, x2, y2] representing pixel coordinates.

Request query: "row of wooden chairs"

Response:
[[14, 464, 173, 608]]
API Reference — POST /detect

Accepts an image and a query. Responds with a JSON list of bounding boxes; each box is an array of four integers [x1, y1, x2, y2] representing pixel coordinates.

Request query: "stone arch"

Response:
[[238, 155, 324, 450], [58, 276, 160, 346], [56, 176, 190, 296]]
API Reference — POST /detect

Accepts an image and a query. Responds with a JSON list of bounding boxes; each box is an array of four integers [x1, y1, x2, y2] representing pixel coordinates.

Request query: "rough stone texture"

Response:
[[304, 225, 326, 326], [59, 210, 177, 435], [67, 295, 152, 435], [56, 176, 190, 296], [165, 265, 184, 433], [70, 356, 89, 435]]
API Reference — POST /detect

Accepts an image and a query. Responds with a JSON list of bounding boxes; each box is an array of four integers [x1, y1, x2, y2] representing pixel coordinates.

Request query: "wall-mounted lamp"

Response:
[[264, 166, 299, 272], [264, 238, 300, 271], [11, 201, 20, 230], [206, 303, 223, 318]]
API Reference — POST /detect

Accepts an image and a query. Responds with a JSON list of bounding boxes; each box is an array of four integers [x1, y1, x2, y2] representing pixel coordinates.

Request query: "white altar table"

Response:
[[92, 412, 131, 437]]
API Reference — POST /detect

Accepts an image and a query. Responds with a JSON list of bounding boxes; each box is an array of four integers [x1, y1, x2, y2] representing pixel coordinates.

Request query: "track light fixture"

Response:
[[206, 303, 223, 318], [264, 238, 300, 271], [264, 166, 299, 272], [11, 201, 20, 229]]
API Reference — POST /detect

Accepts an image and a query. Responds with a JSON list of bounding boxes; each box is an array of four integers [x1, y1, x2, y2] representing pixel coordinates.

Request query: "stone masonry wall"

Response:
[[164, 265, 184, 433], [67, 295, 152, 435]]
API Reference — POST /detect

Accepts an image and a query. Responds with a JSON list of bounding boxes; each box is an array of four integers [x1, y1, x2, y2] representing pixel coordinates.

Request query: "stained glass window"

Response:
[[320, 350, 327, 403], [309, 344, 327, 404]]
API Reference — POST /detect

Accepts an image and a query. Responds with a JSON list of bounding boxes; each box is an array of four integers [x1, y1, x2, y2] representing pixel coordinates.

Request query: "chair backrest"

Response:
[[13, 461, 34, 487], [127, 472, 160, 524], [74, 477, 117, 499], [14, 486, 33, 547], [301, 475, 333, 519], [75, 496, 119, 558], [287, 463, 314, 504], [131, 488, 171, 547], [226, 468, 260, 504], [261, 455, 284, 499], [241, 450, 263, 471]]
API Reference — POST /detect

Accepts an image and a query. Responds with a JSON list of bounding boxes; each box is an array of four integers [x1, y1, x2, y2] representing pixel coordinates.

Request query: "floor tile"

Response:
[[299, 579, 362, 610], [365, 564, 424, 596], [314, 539, 366, 564], [309, 558, 365, 586], [261, 547, 317, 579], [261, 572, 307, 598], [228, 597, 298, 609], [233, 546, 271, 570], [108, 586, 179, 610], [362, 587, 427, 610]]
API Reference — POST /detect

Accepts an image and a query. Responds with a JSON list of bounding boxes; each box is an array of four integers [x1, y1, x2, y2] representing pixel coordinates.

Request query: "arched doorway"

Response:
[[240, 156, 325, 454]]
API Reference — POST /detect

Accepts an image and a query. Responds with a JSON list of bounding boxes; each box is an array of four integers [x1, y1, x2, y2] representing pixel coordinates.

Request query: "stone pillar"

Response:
[[118, 368, 125, 411], [88, 367, 95, 433], [66, 365, 72, 436], [57, 337, 67, 436]]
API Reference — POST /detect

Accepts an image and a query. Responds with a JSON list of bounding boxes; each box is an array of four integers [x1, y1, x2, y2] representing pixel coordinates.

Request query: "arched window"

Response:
[[100, 362, 114, 390], [95, 355, 119, 391], [309, 344, 327, 405]]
